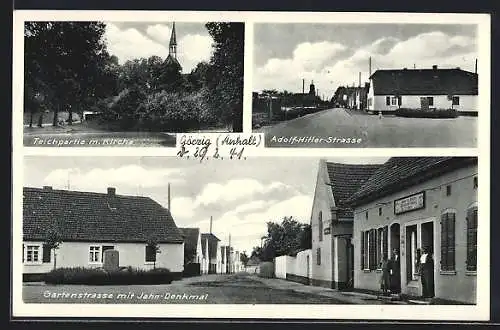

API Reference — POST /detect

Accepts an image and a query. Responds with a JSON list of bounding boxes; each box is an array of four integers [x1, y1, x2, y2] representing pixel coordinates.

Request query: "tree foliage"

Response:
[[251, 216, 311, 262]]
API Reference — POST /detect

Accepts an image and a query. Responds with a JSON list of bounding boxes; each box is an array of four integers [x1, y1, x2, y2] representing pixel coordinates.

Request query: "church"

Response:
[[165, 22, 182, 71]]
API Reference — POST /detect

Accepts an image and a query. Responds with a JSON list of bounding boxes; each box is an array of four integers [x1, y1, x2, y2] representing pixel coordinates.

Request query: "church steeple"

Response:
[[169, 22, 177, 60]]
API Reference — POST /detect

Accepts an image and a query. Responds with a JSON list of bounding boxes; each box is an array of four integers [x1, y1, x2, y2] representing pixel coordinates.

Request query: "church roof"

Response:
[[169, 22, 177, 46]]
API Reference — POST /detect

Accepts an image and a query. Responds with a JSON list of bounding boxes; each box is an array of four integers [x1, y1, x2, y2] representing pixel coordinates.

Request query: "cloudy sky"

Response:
[[104, 21, 213, 73], [253, 23, 478, 98], [23, 156, 388, 254]]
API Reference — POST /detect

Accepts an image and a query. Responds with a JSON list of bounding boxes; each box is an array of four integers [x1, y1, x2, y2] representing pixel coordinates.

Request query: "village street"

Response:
[[257, 108, 477, 148], [22, 273, 398, 305]]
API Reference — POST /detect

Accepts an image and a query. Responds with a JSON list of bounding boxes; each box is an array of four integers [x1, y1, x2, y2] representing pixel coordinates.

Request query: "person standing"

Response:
[[419, 247, 435, 299], [379, 253, 390, 296], [389, 248, 401, 294]]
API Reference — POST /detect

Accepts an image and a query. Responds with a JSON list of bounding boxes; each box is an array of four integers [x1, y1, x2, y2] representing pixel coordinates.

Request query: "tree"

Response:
[[146, 238, 161, 269], [240, 251, 249, 267], [44, 227, 62, 270], [205, 22, 244, 132], [261, 216, 311, 259]]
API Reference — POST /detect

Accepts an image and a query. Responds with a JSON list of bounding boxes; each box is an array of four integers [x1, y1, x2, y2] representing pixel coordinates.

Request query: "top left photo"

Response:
[[21, 20, 244, 147]]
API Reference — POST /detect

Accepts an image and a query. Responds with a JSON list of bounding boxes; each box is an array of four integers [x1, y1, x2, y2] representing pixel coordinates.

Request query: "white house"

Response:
[[23, 186, 185, 281], [201, 233, 220, 274], [367, 66, 478, 115], [179, 227, 203, 275]]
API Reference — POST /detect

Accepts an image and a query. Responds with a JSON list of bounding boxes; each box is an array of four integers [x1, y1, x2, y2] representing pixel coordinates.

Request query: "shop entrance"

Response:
[[420, 221, 435, 297], [406, 224, 418, 282]]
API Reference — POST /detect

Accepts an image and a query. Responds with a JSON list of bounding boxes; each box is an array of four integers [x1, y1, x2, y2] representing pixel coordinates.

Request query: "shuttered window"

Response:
[[369, 229, 377, 270], [42, 244, 51, 263], [316, 247, 321, 265], [441, 211, 456, 271], [363, 231, 369, 269], [145, 245, 156, 262], [466, 206, 478, 271], [318, 211, 323, 242], [377, 228, 383, 267], [360, 231, 365, 269], [383, 226, 388, 259]]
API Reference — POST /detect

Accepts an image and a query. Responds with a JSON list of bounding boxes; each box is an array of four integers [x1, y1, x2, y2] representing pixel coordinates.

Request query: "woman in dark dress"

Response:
[[389, 249, 401, 294], [419, 247, 435, 298]]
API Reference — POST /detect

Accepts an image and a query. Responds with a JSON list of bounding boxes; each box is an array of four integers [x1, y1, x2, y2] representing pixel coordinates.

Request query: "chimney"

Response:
[[369, 57, 372, 77], [432, 65, 438, 70], [107, 187, 116, 196], [43, 186, 52, 191], [167, 183, 171, 210], [358, 72, 361, 87], [302, 79, 305, 94], [475, 59, 478, 74], [209, 216, 213, 234]]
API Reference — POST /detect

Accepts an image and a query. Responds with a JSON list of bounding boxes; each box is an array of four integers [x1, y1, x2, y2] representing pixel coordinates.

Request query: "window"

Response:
[[452, 96, 460, 106], [369, 229, 377, 270], [378, 207, 382, 216], [360, 231, 365, 269], [441, 211, 456, 271], [42, 244, 51, 263], [316, 247, 321, 265], [386, 96, 390, 106], [145, 245, 157, 262], [363, 231, 369, 269], [318, 211, 323, 241], [25, 245, 40, 263], [377, 228, 383, 267], [466, 206, 478, 271], [386, 96, 400, 106], [473, 176, 478, 189], [427, 97, 434, 106], [89, 246, 100, 263], [446, 185, 452, 196]]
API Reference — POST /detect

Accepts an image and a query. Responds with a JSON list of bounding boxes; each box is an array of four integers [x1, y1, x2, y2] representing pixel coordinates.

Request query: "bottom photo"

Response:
[[20, 156, 478, 306]]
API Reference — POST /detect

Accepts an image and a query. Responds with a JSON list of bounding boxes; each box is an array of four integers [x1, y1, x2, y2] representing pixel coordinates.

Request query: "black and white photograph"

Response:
[[22, 20, 244, 147], [252, 23, 481, 148], [18, 156, 482, 312]]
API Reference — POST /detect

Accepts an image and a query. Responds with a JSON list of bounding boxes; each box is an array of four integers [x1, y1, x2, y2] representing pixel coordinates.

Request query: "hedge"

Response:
[[44, 267, 174, 285], [394, 108, 459, 118]]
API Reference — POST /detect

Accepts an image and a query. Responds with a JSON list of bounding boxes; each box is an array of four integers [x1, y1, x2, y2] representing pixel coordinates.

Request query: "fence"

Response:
[[274, 249, 312, 285]]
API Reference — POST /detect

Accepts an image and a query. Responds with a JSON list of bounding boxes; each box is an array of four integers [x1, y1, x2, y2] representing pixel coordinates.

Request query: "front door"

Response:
[[421, 221, 435, 297], [420, 97, 430, 111]]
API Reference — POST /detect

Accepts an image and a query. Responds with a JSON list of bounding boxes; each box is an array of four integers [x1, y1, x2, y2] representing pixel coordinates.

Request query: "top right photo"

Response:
[[252, 23, 481, 148]]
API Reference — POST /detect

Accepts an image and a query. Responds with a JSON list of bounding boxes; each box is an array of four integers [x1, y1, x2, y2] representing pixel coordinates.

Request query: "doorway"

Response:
[[389, 223, 401, 293], [420, 221, 435, 297], [406, 225, 418, 282]]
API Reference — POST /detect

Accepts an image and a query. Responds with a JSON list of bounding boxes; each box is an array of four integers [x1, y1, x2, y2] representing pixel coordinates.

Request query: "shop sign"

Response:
[[394, 191, 425, 215]]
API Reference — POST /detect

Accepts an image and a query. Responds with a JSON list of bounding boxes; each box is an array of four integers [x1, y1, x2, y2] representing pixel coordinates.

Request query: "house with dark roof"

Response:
[[367, 65, 478, 115], [201, 233, 221, 274], [179, 227, 202, 265], [349, 157, 478, 304], [22, 186, 185, 279], [310, 160, 381, 289]]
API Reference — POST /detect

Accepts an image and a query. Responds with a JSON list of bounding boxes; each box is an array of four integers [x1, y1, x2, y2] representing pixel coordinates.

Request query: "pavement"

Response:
[[256, 107, 477, 148], [22, 272, 416, 305]]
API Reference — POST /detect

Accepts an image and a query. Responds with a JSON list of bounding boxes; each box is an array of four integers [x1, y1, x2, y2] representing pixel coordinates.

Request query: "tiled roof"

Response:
[[370, 68, 478, 96], [201, 233, 220, 259], [23, 187, 184, 243], [348, 157, 477, 206], [180, 227, 200, 261], [325, 162, 381, 208]]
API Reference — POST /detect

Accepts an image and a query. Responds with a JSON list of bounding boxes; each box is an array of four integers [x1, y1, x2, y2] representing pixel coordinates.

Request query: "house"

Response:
[[201, 233, 220, 274], [219, 246, 228, 274], [310, 160, 380, 289], [22, 186, 185, 281], [244, 256, 261, 274], [179, 227, 202, 275], [367, 66, 478, 115], [232, 250, 244, 273], [349, 157, 478, 303]]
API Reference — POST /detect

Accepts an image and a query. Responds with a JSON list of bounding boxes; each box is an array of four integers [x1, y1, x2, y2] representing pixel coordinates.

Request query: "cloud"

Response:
[[105, 23, 213, 73], [170, 197, 196, 219], [194, 179, 297, 207], [43, 165, 184, 192], [254, 31, 477, 96]]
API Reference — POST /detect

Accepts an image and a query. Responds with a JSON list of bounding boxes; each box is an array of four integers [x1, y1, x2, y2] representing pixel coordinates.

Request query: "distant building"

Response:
[[179, 227, 202, 264], [367, 66, 478, 115], [23, 186, 185, 281], [164, 22, 182, 70], [310, 160, 380, 289], [350, 157, 478, 303], [201, 233, 220, 274]]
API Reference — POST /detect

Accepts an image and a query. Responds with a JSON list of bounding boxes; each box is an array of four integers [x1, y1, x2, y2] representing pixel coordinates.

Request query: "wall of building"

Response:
[[370, 94, 477, 113], [23, 241, 185, 274], [310, 160, 335, 288], [353, 164, 478, 303]]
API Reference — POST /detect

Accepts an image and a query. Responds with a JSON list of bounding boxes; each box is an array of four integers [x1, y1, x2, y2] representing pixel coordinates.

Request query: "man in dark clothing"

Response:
[[419, 246, 435, 298]]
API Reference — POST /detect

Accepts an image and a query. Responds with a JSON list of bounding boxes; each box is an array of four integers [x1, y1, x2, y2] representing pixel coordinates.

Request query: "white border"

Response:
[[12, 10, 490, 321]]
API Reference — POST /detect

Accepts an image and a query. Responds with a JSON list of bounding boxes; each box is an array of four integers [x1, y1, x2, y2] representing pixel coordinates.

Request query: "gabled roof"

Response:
[[164, 54, 181, 69], [325, 162, 381, 208], [23, 187, 184, 243], [201, 233, 220, 259], [180, 227, 200, 260], [369, 68, 478, 96], [348, 157, 478, 206]]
